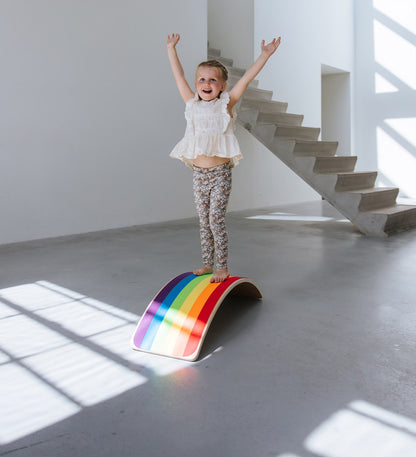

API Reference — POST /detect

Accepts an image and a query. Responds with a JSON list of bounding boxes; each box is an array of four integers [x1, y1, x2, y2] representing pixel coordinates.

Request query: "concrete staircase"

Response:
[[208, 47, 416, 236]]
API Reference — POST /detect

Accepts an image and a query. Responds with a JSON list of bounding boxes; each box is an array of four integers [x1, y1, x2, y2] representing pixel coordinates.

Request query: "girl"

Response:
[[167, 33, 281, 282]]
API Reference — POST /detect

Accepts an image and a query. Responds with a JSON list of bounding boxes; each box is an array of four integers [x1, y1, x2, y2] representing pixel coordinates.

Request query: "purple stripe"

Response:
[[133, 272, 192, 347]]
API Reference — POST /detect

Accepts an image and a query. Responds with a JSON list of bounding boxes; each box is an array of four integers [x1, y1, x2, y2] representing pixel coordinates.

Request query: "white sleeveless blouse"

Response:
[[169, 91, 242, 168]]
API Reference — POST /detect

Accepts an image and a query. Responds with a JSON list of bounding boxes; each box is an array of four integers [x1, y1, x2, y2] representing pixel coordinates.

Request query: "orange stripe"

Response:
[[172, 281, 220, 357]]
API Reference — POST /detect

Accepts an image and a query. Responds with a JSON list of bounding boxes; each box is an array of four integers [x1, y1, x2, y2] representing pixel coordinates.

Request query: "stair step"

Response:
[[381, 205, 416, 235], [293, 140, 338, 156], [209, 55, 233, 67], [228, 66, 246, 77], [252, 123, 277, 145], [243, 87, 273, 101], [228, 74, 259, 88], [335, 172, 377, 191], [353, 204, 416, 236], [240, 98, 288, 113], [207, 47, 221, 57], [236, 108, 260, 132], [314, 156, 357, 173], [346, 187, 399, 211], [274, 125, 320, 141], [257, 112, 303, 126]]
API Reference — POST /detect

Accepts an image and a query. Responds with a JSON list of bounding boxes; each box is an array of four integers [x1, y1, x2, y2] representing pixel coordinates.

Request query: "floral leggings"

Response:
[[193, 162, 232, 270]]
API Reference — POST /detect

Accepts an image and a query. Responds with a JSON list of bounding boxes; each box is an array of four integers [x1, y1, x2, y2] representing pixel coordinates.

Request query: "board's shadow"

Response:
[[197, 294, 262, 360]]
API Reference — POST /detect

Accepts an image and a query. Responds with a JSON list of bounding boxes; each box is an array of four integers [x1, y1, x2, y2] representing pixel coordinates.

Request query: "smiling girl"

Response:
[[167, 33, 281, 282]]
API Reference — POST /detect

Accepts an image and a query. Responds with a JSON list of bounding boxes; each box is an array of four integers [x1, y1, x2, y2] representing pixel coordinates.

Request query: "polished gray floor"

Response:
[[1, 201, 416, 457]]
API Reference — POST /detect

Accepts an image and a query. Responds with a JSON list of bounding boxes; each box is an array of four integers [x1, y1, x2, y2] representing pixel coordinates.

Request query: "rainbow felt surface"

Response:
[[131, 272, 262, 361]]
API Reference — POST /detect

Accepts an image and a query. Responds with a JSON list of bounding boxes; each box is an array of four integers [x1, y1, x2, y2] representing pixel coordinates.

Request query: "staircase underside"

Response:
[[209, 47, 416, 237]]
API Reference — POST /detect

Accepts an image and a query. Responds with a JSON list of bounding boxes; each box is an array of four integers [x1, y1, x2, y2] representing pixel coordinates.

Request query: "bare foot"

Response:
[[210, 268, 230, 283], [193, 265, 213, 276]]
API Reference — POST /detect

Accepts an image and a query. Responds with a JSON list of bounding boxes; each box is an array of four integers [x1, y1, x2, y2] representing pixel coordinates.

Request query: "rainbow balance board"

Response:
[[131, 272, 262, 361]]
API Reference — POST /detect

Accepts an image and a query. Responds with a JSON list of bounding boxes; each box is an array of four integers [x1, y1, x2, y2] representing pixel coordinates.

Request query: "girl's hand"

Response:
[[167, 33, 180, 49], [261, 37, 281, 58]]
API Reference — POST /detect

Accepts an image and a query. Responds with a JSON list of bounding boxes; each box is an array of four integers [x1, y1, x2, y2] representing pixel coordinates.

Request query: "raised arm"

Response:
[[166, 34, 195, 103], [228, 37, 281, 109]]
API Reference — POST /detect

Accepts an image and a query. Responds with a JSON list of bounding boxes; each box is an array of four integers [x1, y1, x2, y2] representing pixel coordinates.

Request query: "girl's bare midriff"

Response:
[[193, 155, 231, 168]]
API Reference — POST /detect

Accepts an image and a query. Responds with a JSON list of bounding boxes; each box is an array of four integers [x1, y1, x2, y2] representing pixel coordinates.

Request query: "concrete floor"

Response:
[[1, 201, 416, 457]]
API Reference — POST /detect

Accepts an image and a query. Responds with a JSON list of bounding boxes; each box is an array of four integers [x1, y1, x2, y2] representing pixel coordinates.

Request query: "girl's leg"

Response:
[[193, 169, 214, 274], [209, 164, 232, 282]]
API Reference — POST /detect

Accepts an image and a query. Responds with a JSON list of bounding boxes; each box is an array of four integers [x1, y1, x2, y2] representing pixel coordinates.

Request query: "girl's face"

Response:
[[195, 66, 226, 101]]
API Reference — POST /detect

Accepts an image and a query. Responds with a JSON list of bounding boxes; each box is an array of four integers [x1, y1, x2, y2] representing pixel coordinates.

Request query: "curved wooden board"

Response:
[[131, 272, 262, 361]]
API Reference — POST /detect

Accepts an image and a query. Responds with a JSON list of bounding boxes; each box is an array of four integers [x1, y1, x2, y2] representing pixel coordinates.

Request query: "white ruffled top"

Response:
[[170, 91, 242, 168]]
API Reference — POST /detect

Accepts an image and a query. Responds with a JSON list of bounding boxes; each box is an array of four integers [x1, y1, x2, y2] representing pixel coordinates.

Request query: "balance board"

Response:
[[131, 272, 262, 361]]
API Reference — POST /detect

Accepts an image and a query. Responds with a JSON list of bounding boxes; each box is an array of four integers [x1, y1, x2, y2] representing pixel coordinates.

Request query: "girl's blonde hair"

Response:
[[197, 60, 229, 82]]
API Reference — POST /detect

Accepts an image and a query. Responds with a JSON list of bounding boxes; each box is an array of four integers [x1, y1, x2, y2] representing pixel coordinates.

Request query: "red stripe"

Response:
[[183, 277, 242, 357]]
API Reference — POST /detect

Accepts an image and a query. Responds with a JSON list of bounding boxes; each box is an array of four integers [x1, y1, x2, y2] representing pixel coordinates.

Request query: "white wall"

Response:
[[255, 0, 354, 129], [1, 0, 366, 246], [0, 0, 206, 245], [322, 72, 351, 156], [208, 0, 254, 70], [208, 0, 355, 211], [354, 0, 416, 198]]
